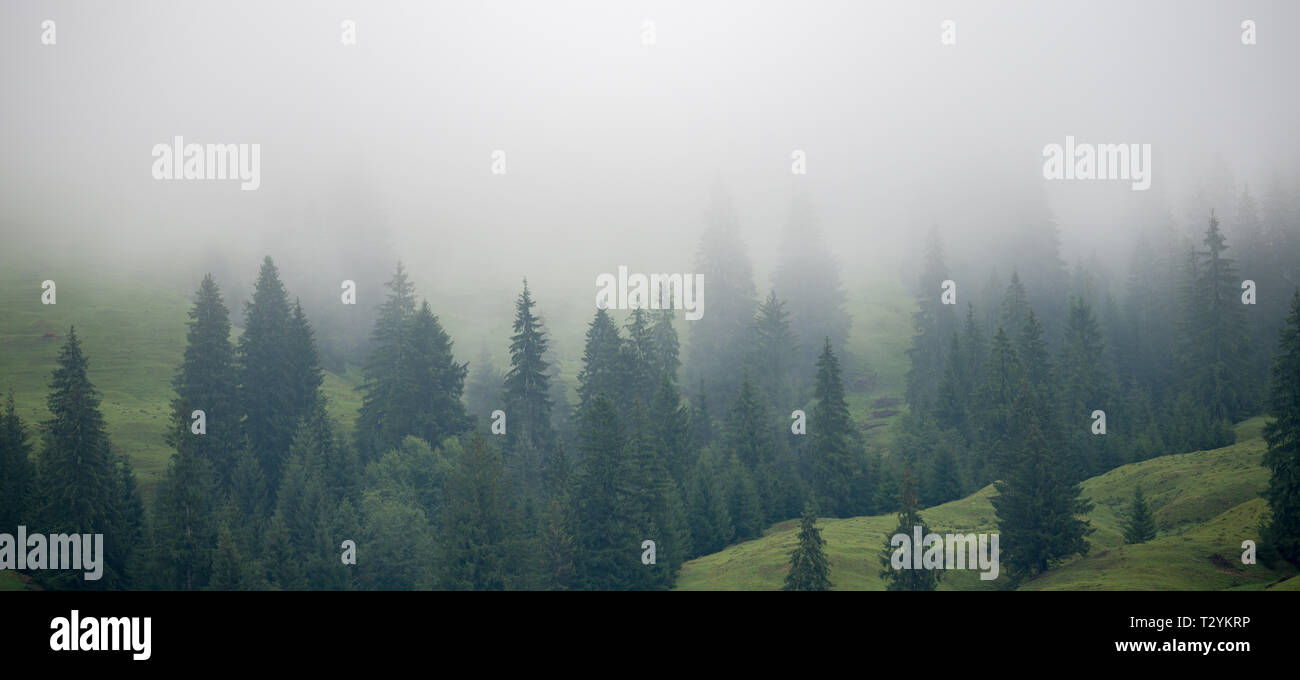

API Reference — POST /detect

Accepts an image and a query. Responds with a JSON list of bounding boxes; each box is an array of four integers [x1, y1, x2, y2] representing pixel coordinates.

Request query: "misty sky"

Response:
[[3, 1, 1298, 343]]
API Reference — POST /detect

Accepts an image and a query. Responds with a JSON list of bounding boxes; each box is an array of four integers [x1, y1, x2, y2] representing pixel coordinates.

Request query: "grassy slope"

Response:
[[0, 267, 362, 497], [677, 418, 1297, 590]]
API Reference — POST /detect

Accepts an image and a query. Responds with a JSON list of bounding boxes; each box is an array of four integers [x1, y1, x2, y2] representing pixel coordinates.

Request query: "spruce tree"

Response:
[[1123, 485, 1157, 544], [1180, 212, 1251, 423], [572, 394, 639, 589], [357, 262, 418, 459], [150, 410, 219, 590], [879, 467, 940, 590], [435, 433, 528, 590], [576, 308, 625, 417], [685, 182, 758, 413], [905, 226, 957, 409], [36, 327, 116, 537], [649, 308, 680, 386], [169, 274, 240, 492], [991, 393, 1094, 582], [405, 300, 472, 446], [1261, 290, 1300, 567], [238, 256, 298, 490], [783, 506, 831, 591], [622, 307, 659, 407], [749, 290, 801, 413], [501, 281, 557, 492], [809, 339, 865, 517], [0, 391, 35, 528]]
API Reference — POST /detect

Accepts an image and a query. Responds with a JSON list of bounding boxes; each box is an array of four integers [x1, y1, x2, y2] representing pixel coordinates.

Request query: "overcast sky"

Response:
[[3, 1, 1298, 335]]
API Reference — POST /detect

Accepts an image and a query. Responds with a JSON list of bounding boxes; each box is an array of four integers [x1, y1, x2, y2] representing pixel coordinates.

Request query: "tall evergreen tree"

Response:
[[905, 226, 957, 409], [649, 308, 681, 386], [808, 339, 866, 517], [149, 410, 219, 590], [576, 308, 626, 417], [1179, 212, 1252, 423], [772, 190, 850, 371], [1261, 290, 1300, 567], [435, 433, 528, 590], [0, 392, 35, 528], [749, 290, 801, 413], [572, 394, 639, 589], [238, 256, 299, 490], [356, 262, 418, 460], [169, 274, 240, 492], [991, 393, 1094, 582], [1123, 485, 1157, 544], [783, 506, 832, 591], [501, 281, 557, 492], [405, 300, 472, 447], [879, 467, 940, 591], [685, 182, 758, 413]]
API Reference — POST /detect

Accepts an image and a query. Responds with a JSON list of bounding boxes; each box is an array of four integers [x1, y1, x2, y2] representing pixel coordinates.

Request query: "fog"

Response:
[[3, 0, 1299, 358]]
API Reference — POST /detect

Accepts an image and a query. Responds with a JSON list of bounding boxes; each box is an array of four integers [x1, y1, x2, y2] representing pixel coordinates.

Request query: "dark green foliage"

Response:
[[576, 309, 626, 417], [783, 506, 831, 591], [149, 410, 219, 590], [808, 339, 867, 517], [0, 392, 35, 528], [991, 392, 1094, 582], [1123, 485, 1157, 544], [880, 468, 940, 590], [434, 433, 530, 590], [1262, 290, 1300, 567], [748, 290, 801, 413], [169, 274, 240, 492]]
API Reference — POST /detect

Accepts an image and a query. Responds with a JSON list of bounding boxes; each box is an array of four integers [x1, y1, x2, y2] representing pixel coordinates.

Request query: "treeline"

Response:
[[895, 187, 1300, 582], [0, 187, 882, 590]]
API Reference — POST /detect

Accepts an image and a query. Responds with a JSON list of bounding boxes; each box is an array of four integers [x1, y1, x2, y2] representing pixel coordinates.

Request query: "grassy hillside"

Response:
[[0, 266, 362, 496], [677, 417, 1297, 590]]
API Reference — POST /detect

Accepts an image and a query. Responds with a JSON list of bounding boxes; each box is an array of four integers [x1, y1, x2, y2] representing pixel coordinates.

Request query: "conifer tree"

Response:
[[576, 308, 625, 417], [36, 327, 116, 537], [772, 191, 850, 372], [783, 506, 831, 591], [905, 226, 957, 409], [1123, 485, 1157, 544], [650, 372, 694, 486], [572, 394, 639, 589], [622, 307, 659, 407], [150, 410, 219, 590], [649, 308, 680, 385], [0, 391, 35, 528], [357, 262, 418, 459], [685, 182, 758, 413], [879, 467, 940, 590], [169, 274, 240, 492], [238, 257, 299, 489], [991, 394, 1094, 582], [749, 290, 801, 412], [1180, 212, 1252, 423], [406, 300, 472, 446], [1262, 290, 1300, 567], [809, 339, 866, 517], [501, 281, 557, 493], [435, 433, 528, 590]]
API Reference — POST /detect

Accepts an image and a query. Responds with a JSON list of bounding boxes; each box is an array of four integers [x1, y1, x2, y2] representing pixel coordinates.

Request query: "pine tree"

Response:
[[36, 327, 116, 537], [809, 339, 866, 517], [501, 281, 557, 493], [576, 308, 625, 417], [622, 307, 658, 407], [435, 433, 528, 590], [1123, 485, 1157, 544], [905, 226, 957, 409], [1001, 272, 1031, 340], [572, 394, 639, 589], [0, 391, 35, 528], [1261, 290, 1300, 567], [357, 262, 418, 459], [879, 467, 940, 590], [783, 506, 831, 591], [991, 392, 1094, 582], [1180, 212, 1252, 423], [406, 300, 472, 446], [649, 372, 694, 486], [649, 308, 681, 385], [169, 274, 240, 492], [772, 190, 850, 372], [972, 327, 1022, 485], [238, 256, 298, 490], [1059, 297, 1120, 477], [149, 410, 219, 590], [749, 290, 801, 413], [685, 181, 758, 413]]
